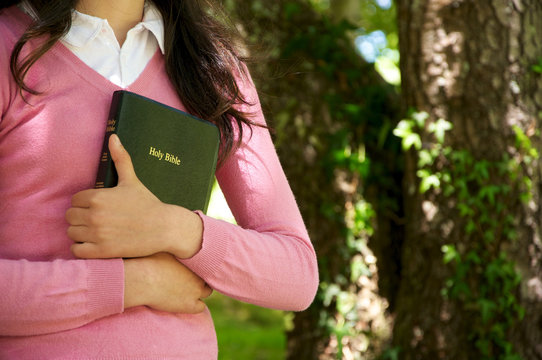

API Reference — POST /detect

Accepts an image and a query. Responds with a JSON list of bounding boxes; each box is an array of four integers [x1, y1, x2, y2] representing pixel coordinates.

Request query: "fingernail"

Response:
[[113, 134, 122, 146]]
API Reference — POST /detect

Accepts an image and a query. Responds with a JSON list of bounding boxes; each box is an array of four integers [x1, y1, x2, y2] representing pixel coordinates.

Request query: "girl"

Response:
[[0, 1, 319, 358]]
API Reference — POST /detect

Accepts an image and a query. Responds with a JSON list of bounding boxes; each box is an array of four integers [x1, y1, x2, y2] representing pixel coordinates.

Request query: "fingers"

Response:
[[71, 240, 120, 259], [124, 254, 214, 313], [188, 284, 213, 314], [71, 242, 99, 258], [201, 284, 213, 299], [65, 207, 89, 226], [192, 300, 207, 314], [109, 134, 138, 185], [66, 225, 93, 244], [186, 294, 212, 314], [190, 287, 213, 313], [70, 189, 98, 208], [70, 187, 113, 209]]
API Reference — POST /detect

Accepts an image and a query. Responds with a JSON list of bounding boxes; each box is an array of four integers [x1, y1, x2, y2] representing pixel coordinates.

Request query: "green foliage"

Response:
[[438, 144, 528, 360], [377, 347, 401, 360], [318, 198, 377, 359], [226, 1, 401, 357], [531, 58, 542, 74], [292, 6, 400, 357], [207, 292, 286, 360], [393, 118, 422, 151], [394, 112, 532, 360]]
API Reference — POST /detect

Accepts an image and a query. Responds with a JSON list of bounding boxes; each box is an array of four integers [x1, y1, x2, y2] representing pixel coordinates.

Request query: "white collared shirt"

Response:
[[20, 1, 165, 87]]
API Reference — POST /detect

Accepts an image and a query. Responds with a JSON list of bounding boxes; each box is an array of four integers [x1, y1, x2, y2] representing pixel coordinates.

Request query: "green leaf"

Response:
[[485, 260, 501, 286], [478, 185, 500, 205], [284, 2, 301, 19], [531, 58, 542, 74], [343, 103, 362, 116], [458, 203, 474, 217], [336, 291, 356, 315], [473, 160, 490, 182], [350, 257, 371, 281], [483, 230, 495, 243], [478, 298, 497, 324], [465, 220, 476, 234], [392, 120, 411, 138], [322, 283, 341, 306], [428, 118, 453, 144], [475, 338, 491, 357], [465, 251, 481, 265], [404, 133, 422, 151], [419, 174, 440, 193], [417, 149, 433, 168], [412, 111, 429, 128], [442, 244, 459, 264], [393, 120, 422, 151]]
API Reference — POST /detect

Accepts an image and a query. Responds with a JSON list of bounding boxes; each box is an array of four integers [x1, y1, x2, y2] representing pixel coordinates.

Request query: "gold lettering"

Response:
[[106, 119, 116, 132], [148, 147, 180, 165], [149, 147, 164, 160], [165, 153, 181, 166]]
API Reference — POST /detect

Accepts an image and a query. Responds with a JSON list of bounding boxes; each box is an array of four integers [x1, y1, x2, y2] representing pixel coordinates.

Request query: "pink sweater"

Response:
[[0, 6, 318, 359]]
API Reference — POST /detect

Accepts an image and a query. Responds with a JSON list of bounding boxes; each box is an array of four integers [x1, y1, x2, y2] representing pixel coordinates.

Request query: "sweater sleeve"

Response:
[[181, 71, 319, 311], [0, 13, 127, 336], [0, 258, 125, 336]]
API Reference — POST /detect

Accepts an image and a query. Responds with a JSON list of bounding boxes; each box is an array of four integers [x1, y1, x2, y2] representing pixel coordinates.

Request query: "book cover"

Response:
[[95, 90, 220, 213]]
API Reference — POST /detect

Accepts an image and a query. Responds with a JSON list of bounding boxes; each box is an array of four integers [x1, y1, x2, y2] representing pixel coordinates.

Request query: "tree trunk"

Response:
[[395, 0, 542, 359]]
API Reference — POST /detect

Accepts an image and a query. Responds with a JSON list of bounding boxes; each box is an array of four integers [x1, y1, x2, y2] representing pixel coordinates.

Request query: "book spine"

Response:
[[94, 91, 123, 189]]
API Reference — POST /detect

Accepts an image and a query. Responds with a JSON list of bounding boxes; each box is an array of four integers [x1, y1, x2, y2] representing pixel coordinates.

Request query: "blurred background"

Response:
[[208, 1, 542, 359]]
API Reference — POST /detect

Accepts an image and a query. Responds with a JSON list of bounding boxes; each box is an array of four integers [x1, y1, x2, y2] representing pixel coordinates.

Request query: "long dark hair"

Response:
[[2, 0, 257, 161]]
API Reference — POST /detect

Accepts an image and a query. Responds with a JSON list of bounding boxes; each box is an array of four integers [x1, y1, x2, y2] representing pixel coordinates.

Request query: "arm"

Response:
[[181, 77, 319, 311], [67, 75, 318, 312], [0, 37, 128, 337], [0, 258, 124, 336], [0, 254, 211, 337]]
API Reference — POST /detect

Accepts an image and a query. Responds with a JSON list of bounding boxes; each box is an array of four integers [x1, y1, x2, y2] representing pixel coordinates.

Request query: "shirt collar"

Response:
[[61, 2, 165, 54], [139, 3, 165, 54]]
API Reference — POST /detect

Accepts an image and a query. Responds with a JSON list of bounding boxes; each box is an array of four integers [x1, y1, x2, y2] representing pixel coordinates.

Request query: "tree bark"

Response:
[[395, 0, 542, 359]]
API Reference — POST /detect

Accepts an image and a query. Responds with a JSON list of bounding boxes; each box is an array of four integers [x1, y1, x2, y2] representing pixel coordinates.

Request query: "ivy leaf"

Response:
[[485, 260, 501, 286], [478, 185, 501, 205], [465, 220, 477, 234], [417, 149, 433, 168], [442, 244, 459, 264], [394, 120, 422, 151], [322, 283, 341, 306], [473, 160, 490, 182], [457, 203, 474, 217], [336, 291, 356, 315], [419, 174, 440, 193], [465, 251, 481, 265], [412, 111, 429, 128], [478, 298, 497, 324], [428, 118, 452, 144], [403, 133, 422, 151], [531, 58, 542, 74]]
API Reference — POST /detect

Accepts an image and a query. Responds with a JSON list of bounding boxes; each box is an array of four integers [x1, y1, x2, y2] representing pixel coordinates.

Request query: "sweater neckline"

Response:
[[5, 5, 164, 95], [51, 44, 163, 94]]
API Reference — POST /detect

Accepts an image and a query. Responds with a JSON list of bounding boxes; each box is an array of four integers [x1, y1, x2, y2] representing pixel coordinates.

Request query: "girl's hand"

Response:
[[66, 135, 203, 259], [124, 252, 213, 313]]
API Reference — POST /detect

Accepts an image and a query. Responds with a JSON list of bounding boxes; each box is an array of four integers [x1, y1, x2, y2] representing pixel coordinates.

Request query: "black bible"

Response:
[[95, 90, 220, 213]]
